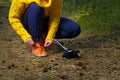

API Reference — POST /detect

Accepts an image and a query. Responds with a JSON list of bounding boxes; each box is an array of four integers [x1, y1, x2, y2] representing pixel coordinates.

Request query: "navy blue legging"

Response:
[[21, 3, 81, 41]]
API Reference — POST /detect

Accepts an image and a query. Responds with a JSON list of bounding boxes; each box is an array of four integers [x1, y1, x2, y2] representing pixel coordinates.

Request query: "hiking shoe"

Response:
[[32, 43, 47, 57]]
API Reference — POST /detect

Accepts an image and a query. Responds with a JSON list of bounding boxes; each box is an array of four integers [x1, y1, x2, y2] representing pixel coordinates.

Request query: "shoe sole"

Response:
[[32, 52, 48, 57]]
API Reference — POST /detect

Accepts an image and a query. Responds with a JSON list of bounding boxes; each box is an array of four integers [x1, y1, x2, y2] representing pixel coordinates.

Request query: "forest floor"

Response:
[[0, 5, 120, 80]]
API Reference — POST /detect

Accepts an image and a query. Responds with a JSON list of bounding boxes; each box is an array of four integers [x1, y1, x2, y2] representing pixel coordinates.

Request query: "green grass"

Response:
[[0, 0, 10, 4], [63, 0, 120, 33]]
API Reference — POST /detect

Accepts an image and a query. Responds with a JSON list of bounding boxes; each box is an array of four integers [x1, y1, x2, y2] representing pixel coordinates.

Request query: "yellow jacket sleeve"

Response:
[[46, 0, 62, 40], [9, 0, 31, 42]]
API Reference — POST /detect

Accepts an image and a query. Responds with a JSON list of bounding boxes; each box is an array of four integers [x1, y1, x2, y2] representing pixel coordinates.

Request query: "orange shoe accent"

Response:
[[32, 44, 47, 57]]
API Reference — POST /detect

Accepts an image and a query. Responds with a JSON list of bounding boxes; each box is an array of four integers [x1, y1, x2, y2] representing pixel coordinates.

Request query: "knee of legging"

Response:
[[71, 24, 81, 38], [29, 3, 44, 14]]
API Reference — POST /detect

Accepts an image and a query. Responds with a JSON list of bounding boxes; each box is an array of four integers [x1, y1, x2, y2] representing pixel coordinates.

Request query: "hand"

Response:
[[44, 40, 52, 47], [25, 38, 34, 46]]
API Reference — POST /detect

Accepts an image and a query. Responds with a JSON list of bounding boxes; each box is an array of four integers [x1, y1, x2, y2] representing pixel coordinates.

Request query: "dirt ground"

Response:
[[0, 5, 120, 80]]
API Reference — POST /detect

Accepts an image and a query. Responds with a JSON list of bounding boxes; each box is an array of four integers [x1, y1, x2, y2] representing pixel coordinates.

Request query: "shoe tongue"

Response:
[[33, 42, 40, 47]]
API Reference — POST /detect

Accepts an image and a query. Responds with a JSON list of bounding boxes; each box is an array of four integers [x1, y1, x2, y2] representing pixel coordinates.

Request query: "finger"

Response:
[[30, 41, 35, 46], [46, 42, 51, 47], [44, 42, 50, 47], [44, 42, 48, 47]]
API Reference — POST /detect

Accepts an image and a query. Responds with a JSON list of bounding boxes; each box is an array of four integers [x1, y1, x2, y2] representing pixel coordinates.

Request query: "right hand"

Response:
[[25, 38, 34, 46]]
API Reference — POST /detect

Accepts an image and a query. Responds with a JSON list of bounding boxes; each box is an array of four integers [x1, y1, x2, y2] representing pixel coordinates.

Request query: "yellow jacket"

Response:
[[9, 0, 62, 42]]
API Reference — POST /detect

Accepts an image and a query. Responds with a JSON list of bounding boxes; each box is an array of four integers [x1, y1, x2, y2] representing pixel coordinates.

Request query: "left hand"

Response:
[[44, 40, 53, 47]]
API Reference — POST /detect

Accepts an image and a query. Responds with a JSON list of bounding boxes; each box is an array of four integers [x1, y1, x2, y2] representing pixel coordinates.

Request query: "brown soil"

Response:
[[0, 5, 120, 80]]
